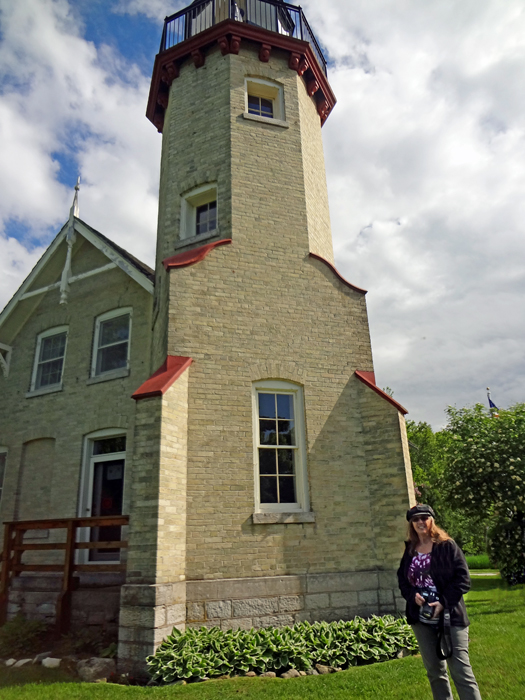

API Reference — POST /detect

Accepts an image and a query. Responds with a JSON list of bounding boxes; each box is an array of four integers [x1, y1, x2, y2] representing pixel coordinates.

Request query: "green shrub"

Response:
[[466, 554, 492, 570], [146, 616, 417, 684], [0, 614, 48, 657]]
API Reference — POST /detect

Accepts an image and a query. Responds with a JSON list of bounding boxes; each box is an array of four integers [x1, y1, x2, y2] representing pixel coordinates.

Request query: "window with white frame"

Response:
[[0, 448, 6, 504], [30, 326, 68, 391], [244, 78, 285, 123], [253, 380, 309, 512], [92, 309, 131, 377], [180, 183, 218, 240]]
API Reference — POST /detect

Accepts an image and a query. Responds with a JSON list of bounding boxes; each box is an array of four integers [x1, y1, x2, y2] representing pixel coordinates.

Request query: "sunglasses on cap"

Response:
[[411, 515, 431, 523]]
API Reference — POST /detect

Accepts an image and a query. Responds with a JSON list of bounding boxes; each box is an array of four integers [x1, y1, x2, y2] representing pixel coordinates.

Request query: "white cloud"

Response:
[[0, 0, 160, 300]]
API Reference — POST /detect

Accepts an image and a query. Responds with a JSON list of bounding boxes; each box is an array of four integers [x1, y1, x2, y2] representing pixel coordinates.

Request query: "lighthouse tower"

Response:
[[119, 0, 415, 672]]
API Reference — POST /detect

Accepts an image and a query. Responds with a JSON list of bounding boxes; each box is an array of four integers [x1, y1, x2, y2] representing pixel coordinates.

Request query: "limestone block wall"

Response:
[[120, 371, 189, 669], [161, 242, 412, 580]]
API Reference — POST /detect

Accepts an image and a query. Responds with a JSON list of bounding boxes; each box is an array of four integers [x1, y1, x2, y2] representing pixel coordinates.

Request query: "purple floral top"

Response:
[[408, 551, 436, 589]]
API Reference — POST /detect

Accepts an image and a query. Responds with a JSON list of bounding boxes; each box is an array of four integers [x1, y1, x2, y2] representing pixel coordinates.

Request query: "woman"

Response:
[[397, 504, 482, 700]]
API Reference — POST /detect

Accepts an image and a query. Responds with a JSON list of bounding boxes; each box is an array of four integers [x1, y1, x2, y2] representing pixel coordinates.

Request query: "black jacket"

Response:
[[397, 539, 471, 626]]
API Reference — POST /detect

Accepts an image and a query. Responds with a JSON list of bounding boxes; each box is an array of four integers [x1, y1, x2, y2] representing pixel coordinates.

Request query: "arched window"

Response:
[[252, 379, 309, 513]]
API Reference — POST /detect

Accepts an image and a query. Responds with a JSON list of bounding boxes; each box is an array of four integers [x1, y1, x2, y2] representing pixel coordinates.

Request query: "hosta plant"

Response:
[[146, 615, 417, 684]]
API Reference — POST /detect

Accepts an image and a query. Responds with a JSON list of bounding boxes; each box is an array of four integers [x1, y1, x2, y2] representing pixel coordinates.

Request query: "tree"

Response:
[[441, 403, 525, 584], [406, 420, 489, 555]]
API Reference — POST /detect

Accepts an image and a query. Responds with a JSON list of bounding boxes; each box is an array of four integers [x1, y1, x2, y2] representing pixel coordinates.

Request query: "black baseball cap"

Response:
[[406, 504, 435, 522]]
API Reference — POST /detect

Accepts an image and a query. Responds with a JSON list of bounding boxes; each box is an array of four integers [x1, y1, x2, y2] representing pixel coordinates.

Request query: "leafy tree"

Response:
[[441, 403, 525, 584], [407, 420, 488, 555]]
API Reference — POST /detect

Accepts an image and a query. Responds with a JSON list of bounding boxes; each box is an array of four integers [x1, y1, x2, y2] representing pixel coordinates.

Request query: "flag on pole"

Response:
[[487, 388, 499, 417]]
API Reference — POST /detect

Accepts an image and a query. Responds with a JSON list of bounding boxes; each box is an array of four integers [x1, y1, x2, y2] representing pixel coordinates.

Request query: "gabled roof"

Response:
[[0, 217, 154, 334]]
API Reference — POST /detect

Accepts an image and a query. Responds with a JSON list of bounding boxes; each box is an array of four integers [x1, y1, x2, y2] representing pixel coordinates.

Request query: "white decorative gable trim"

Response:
[[0, 218, 154, 331]]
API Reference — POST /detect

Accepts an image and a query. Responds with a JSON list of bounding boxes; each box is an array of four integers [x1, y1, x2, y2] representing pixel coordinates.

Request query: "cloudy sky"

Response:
[[1, 0, 525, 428]]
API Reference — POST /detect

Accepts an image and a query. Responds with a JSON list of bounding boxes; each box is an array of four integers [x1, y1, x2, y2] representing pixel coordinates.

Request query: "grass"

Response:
[[1, 573, 524, 699]]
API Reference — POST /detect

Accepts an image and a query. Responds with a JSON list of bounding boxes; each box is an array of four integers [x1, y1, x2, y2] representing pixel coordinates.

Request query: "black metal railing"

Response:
[[160, 0, 327, 75]]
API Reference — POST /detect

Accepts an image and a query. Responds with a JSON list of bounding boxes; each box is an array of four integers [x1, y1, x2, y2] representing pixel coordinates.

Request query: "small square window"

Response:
[[92, 309, 132, 377], [30, 327, 68, 392], [244, 78, 284, 123], [196, 200, 217, 236], [248, 95, 273, 119], [180, 183, 218, 241]]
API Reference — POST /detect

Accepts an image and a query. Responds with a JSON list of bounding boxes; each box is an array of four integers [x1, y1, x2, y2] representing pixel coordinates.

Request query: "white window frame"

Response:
[[252, 379, 309, 514], [180, 183, 218, 242], [0, 447, 7, 506], [77, 428, 127, 564], [91, 308, 132, 378], [29, 326, 68, 393], [244, 77, 287, 127]]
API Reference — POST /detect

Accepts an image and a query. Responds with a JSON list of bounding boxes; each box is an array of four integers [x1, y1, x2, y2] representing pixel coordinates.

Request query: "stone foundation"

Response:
[[117, 582, 186, 675], [116, 569, 404, 674], [185, 570, 405, 630]]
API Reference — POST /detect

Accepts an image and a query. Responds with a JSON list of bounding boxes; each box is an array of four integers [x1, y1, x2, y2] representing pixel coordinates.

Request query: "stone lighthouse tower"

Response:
[[119, 0, 415, 672]]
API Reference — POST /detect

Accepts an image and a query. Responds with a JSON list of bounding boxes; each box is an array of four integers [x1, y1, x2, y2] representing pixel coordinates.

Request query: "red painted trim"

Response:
[[355, 370, 408, 415], [162, 239, 232, 271], [132, 355, 193, 401], [309, 253, 367, 295], [147, 19, 336, 130]]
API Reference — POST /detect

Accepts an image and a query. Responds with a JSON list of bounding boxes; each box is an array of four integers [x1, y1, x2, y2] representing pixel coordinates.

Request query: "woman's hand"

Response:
[[429, 601, 444, 619], [414, 593, 425, 607]]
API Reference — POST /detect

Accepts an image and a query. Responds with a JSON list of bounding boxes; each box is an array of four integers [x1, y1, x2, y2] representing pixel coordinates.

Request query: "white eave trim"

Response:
[[0, 218, 153, 330]]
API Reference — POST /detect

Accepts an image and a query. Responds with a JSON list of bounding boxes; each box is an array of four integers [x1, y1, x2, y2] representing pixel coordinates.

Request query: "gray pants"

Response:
[[411, 623, 482, 700]]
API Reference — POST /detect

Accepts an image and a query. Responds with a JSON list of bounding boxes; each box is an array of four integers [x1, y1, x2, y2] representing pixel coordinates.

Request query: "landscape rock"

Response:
[[315, 664, 337, 675], [299, 671, 307, 676], [280, 668, 301, 679], [42, 658, 61, 669], [5, 659, 16, 667], [305, 668, 319, 675], [77, 657, 116, 683], [245, 671, 257, 677], [14, 659, 32, 668], [260, 671, 276, 677], [33, 651, 52, 664], [397, 648, 411, 659]]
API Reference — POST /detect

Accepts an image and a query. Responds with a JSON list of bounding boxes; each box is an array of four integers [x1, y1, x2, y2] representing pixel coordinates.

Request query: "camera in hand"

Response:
[[418, 588, 439, 620]]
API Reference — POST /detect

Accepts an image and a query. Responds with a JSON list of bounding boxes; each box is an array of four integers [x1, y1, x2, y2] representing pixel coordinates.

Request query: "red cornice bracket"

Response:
[[192, 48, 205, 68], [307, 78, 320, 97], [163, 238, 232, 271], [230, 34, 241, 54], [259, 43, 272, 62], [157, 92, 169, 108], [288, 51, 301, 71], [218, 35, 230, 55], [355, 370, 408, 415], [153, 112, 164, 133], [298, 56, 309, 77], [132, 355, 193, 401]]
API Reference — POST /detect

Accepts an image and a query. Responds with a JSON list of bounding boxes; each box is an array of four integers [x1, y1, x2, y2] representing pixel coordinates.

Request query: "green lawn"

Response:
[[1, 574, 524, 700]]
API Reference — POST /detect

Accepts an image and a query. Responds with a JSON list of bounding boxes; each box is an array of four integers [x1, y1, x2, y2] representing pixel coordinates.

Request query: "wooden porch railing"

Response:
[[0, 515, 129, 633]]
